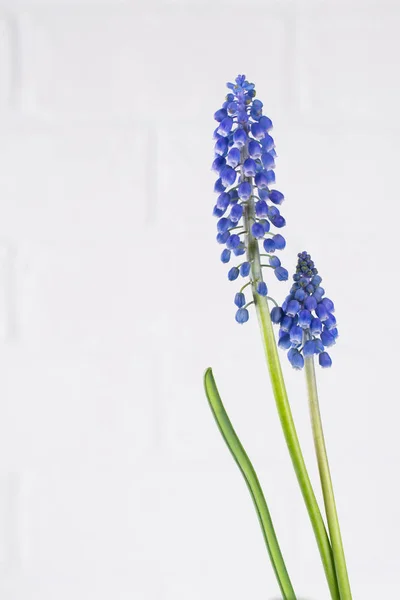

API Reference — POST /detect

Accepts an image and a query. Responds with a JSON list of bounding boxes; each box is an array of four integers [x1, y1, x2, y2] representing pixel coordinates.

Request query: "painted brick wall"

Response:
[[0, 1, 399, 599]]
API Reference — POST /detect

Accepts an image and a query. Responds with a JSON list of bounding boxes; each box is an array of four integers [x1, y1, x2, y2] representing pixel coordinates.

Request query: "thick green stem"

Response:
[[305, 356, 352, 600], [204, 368, 297, 600], [242, 199, 340, 600]]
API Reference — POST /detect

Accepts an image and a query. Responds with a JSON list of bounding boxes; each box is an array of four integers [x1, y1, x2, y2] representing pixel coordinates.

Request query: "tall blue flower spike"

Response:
[[212, 75, 289, 323], [273, 251, 338, 369]]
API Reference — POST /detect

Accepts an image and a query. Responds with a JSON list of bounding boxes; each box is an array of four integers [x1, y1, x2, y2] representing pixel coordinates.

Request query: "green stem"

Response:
[[204, 368, 297, 600], [305, 355, 352, 600], [242, 199, 340, 600]]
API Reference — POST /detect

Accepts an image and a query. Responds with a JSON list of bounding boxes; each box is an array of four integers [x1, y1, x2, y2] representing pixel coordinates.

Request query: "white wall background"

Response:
[[0, 1, 399, 599]]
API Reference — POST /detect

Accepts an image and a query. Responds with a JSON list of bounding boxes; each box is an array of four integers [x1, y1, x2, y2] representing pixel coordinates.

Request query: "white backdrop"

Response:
[[0, 1, 399, 599]]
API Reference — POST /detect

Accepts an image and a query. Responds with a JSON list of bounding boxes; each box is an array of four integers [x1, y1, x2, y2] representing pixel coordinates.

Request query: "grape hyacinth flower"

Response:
[[274, 251, 338, 369], [212, 74, 289, 323], [205, 76, 352, 600]]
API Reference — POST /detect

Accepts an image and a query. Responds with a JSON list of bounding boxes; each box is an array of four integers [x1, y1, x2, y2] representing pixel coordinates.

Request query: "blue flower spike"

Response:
[[273, 251, 337, 369], [212, 75, 289, 322]]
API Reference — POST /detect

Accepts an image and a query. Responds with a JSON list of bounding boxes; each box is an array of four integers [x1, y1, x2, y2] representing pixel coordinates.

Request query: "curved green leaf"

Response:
[[203, 367, 296, 600]]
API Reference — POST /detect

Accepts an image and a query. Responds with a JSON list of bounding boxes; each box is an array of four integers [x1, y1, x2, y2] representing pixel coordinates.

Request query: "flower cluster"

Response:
[[212, 75, 288, 324], [271, 252, 338, 369]]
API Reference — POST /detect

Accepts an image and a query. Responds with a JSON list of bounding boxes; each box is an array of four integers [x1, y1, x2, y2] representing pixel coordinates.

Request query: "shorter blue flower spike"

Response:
[[319, 352, 332, 368], [257, 281, 268, 296], [240, 262, 251, 277], [271, 306, 283, 323], [274, 251, 338, 368], [288, 348, 304, 370], [235, 308, 249, 324], [221, 249, 231, 263], [228, 267, 239, 281], [234, 292, 246, 308]]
